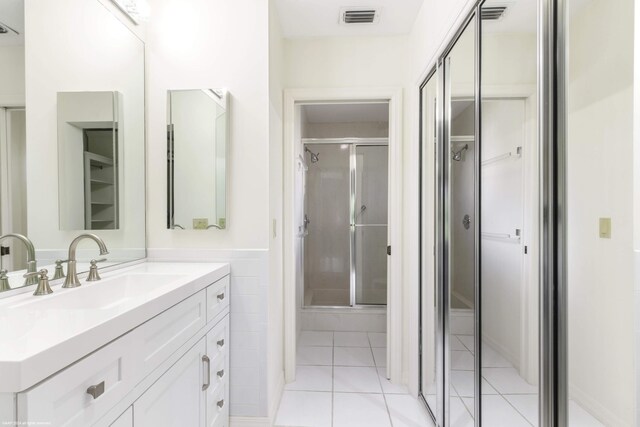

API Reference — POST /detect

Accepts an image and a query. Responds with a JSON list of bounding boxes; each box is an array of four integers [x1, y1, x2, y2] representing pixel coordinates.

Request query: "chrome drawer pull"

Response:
[[217, 339, 225, 347], [202, 355, 211, 391], [217, 399, 225, 409], [217, 369, 225, 378], [216, 292, 225, 301], [86, 381, 105, 399]]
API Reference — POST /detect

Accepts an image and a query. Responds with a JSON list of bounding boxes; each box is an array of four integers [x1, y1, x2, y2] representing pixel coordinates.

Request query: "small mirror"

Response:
[[57, 91, 122, 230], [167, 89, 229, 230]]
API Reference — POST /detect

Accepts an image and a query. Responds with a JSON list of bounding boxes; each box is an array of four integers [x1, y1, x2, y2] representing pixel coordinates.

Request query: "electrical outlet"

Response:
[[193, 218, 208, 230], [599, 217, 611, 238]]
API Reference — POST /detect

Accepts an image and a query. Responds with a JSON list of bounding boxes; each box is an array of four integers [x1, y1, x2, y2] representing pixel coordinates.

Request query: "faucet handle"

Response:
[[24, 269, 53, 296], [53, 259, 68, 280], [87, 258, 107, 282], [0, 269, 10, 292]]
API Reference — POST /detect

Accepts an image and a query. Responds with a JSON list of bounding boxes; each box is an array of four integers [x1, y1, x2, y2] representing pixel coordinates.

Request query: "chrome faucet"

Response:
[[63, 234, 109, 288], [0, 233, 37, 286]]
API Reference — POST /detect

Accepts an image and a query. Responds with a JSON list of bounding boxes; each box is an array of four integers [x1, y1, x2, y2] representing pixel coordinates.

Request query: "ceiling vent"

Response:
[[340, 8, 378, 25], [0, 21, 19, 35], [481, 6, 507, 20]]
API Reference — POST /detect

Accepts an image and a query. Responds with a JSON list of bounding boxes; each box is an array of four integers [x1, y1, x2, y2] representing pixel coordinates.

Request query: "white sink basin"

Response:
[[6, 273, 186, 311], [0, 261, 230, 393]]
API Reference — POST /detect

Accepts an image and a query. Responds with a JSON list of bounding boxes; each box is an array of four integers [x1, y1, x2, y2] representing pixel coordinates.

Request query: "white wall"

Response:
[[285, 36, 409, 89], [0, 45, 24, 106], [567, 0, 635, 424], [146, 0, 284, 420], [25, 0, 145, 260], [146, 0, 270, 250]]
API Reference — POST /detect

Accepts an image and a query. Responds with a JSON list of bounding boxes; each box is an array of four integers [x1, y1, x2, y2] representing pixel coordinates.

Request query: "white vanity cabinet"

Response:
[[133, 339, 207, 427], [9, 272, 230, 427], [134, 320, 229, 427]]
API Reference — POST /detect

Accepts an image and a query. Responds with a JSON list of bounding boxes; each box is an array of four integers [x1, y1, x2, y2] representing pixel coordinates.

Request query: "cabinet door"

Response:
[[134, 338, 206, 427], [206, 317, 229, 427]]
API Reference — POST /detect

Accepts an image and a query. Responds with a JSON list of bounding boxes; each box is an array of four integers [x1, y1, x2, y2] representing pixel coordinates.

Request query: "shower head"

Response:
[[305, 147, 319, 163], [452, 144, 468, 162]]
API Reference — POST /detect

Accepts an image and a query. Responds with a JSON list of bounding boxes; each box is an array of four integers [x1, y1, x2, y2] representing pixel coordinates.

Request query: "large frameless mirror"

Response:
[[0, 0, 146, 293], [167, 89, 229, 230]]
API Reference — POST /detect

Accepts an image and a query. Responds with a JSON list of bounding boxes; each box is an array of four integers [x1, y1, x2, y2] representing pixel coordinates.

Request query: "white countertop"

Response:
[[0, 261, 229, 393]]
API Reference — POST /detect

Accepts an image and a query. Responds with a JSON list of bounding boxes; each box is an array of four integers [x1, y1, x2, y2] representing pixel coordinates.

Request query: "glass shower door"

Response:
[[304, 143, 351, 306], [353, 144, 388, 305]]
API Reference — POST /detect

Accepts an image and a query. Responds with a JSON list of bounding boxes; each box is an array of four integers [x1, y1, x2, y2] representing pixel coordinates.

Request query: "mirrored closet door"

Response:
[[420, 1, 540, 426]]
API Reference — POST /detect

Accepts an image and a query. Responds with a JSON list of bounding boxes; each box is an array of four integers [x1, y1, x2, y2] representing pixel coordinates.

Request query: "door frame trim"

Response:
[[283, 87, 403, 384]]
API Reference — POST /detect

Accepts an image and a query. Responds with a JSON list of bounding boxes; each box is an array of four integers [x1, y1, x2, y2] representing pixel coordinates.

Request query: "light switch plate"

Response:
[[599, 217, 611, 238], [193, 218, 208, 230]]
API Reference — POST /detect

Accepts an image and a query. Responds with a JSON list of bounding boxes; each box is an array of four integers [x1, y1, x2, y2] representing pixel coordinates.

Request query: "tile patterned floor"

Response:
[[278, 329, 605, 426], [275, 331, 435, 427], [450, 332, 604, 427]]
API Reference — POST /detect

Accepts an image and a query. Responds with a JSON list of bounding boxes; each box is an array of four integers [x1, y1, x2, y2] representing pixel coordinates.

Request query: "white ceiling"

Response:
[[275, 0, 424, 39], [302, 103, 389, 124], [0, 0, 24, 46]]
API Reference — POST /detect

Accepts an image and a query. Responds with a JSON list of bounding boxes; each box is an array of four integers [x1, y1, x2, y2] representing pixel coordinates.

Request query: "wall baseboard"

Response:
[[569, 383, 628, 426], [269, 372, 285, 419], [230, 416, 272, 427]]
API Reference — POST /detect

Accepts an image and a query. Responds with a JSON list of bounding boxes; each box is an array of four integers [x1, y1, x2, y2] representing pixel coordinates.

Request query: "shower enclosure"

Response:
[[303, 138, 388, 307]]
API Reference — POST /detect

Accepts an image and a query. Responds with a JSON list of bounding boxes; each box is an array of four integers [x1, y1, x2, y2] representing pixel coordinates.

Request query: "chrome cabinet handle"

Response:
[[86, 381, 105, 399], [217, 399, 225, 409], [216, 292, 225, 301], [217, 369, 225, 378], [202, 355, 211, 391], [217, 339, 225, 347]]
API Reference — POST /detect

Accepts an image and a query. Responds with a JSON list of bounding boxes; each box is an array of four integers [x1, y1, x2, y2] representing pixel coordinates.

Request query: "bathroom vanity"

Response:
[[0, 262, 230, 427]]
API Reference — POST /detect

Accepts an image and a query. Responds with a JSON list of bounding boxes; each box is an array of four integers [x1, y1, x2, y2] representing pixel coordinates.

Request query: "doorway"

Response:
[[283, 88, 403, 385]]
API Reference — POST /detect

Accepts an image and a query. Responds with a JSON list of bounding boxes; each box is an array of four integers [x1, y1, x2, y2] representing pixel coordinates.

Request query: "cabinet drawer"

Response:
[[209, 351, 226, 396], [17, 332, 138, 427], [206, 315, 229, 427], [207, 381, 227, 427], [138, 291, 207, 380], [205, 317, 228, 365], [206, 276, 229, 323]]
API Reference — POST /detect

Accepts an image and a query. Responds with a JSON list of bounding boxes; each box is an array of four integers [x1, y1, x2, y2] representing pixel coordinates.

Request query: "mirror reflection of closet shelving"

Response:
[[84, 128, 118, 230]]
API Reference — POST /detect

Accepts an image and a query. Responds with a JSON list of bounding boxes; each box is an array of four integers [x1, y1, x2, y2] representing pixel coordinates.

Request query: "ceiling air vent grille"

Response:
[[481, 6, 507, 20], [0, 21, 19, 35], [342, 9, 378, 24]]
